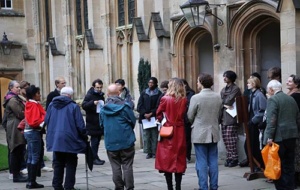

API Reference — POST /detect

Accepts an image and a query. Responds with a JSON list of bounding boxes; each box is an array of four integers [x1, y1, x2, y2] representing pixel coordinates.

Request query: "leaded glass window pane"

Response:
[[6, 0, 11, 7], [118, 0, 125, 26], [76, 0, 82, 35], [1, 0, 12, 9], [128, 0, 135, 24], [45, 0, 50, 41], [84, 0, 89, 30]]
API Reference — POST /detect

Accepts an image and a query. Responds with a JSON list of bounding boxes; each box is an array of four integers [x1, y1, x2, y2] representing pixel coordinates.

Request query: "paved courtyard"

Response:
[[0, 127, 282, 190]]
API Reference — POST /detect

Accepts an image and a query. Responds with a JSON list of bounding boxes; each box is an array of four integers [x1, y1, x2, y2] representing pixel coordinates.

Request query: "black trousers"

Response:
[[274, 139, 296, 190], [244, 124, 264, 168], [185, 123, 192, 160], [52, 152, 78, 190], [10, 144, 26, 175]]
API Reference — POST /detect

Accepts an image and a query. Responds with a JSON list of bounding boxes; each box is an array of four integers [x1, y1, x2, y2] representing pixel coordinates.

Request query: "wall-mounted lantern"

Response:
[[0, 32, 12, 55], [180, 0, 224, 28]]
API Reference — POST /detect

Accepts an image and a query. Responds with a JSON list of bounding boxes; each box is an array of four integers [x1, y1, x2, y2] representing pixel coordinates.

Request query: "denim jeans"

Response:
[[24, 130, 42, 164], [52, 152, 78, 190], [90, 135, 102, 160], [194, 143, 218, 190]]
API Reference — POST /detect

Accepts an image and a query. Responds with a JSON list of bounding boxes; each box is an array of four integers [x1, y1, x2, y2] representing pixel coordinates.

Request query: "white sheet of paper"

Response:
[[162, 113, 167, 126], [96, 100, 105, 113], [142, 117, 157, 129], [226, 102, 237, 117]]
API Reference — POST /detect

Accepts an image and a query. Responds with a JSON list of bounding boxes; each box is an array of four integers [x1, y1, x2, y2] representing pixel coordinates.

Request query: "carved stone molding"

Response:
[[117, 30, 125, 46], [75, 35, 84, 53], [116, 28, 133, 45]]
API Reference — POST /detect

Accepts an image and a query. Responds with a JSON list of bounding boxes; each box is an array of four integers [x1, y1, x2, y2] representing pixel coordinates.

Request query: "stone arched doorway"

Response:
[[172, 20, 214, 91], [227, 0, 280, 89]]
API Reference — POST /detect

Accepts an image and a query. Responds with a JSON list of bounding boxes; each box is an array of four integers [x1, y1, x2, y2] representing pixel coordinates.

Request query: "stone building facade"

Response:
[[0, 0, 299, 151], [0, 0, 298, 102]]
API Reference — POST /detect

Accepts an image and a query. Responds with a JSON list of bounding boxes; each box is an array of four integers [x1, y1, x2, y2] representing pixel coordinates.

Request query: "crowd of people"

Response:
[[2, 66, 300, 190], [137, 67, 300, 190]]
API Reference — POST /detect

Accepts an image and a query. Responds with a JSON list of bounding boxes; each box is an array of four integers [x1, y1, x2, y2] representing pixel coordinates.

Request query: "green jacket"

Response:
[[263, 91, 300, 144]]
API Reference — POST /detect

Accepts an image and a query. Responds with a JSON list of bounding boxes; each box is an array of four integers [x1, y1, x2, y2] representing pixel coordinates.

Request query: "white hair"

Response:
[[267, 80, 282, 92], [60, 86, 74, 96]]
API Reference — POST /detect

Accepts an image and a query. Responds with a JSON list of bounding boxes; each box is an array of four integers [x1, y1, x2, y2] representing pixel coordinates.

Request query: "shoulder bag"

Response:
[[159, 100, 183, 138]]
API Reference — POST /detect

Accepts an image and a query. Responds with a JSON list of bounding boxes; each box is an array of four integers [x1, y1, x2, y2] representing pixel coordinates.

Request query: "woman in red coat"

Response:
[[155, 78, 187, 190]]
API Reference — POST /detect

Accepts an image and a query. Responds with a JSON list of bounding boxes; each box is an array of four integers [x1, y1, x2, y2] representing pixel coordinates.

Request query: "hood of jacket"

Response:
[[101, 96, 128, 116], [3, 91, 18, 108], [145, 87, 160, 96], [52, 95, 75, 110]]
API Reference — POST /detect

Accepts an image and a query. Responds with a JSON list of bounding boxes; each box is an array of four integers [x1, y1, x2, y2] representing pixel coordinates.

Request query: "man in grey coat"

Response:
[[264, 80, 300, 190], [187, 73, 222, 190]]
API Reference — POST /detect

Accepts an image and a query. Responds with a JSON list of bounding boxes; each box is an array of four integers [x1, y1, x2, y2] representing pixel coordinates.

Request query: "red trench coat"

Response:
[[155, 95, 187, 173]]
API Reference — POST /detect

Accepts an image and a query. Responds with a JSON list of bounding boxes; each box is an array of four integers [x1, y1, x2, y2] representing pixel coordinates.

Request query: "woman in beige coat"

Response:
[[187, 73, 222, 190]]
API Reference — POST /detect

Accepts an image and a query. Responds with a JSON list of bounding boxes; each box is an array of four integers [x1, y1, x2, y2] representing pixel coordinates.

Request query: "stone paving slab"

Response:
[[0, 127, 289, 190]]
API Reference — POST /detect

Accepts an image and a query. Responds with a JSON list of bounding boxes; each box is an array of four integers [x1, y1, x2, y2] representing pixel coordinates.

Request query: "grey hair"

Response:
[[8, 80, 19, 90], [60, 86, 74, 96], [267, 79, 282, 92]]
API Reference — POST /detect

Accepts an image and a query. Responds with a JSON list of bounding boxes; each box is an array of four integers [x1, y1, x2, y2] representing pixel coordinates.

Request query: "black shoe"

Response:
[[254, 167, 262, 173], [224, 159, 232, 167], [13, 174, 27, 183], [93, 159, 105, 165], [187, 157, 191, 163], [26, 182, 44, 189], [228, 160, 238, 167], [239, 159, 249, 167], [152, 154, 156, 158], [97, 158, 106, 164], [146, 153, 152, 159]]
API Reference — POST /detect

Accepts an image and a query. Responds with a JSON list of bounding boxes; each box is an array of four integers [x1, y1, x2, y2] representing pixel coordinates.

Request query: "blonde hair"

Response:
[[166, 78, 186, 101], [248, 76, 261, 89]]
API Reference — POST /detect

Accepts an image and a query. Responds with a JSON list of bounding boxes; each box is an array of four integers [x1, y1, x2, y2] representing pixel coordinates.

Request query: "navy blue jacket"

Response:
[[100, 96, 136, 151], [45, 96, 87, 154]]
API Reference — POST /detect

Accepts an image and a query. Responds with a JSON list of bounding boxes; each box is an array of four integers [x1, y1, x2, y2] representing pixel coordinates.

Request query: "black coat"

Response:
[[137, 88, 162, 123], [82, 87, 105, 136], [46, 89, 60, 110], [184, 89, 195, 126]]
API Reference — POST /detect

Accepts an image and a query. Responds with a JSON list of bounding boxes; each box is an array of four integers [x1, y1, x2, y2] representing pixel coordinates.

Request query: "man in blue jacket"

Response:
[[45, 87, 87, 190], [100, 84, 136, 190]]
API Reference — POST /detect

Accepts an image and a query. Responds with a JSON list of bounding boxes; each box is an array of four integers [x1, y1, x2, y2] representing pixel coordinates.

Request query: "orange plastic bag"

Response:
[[261, 142, 281, 180]]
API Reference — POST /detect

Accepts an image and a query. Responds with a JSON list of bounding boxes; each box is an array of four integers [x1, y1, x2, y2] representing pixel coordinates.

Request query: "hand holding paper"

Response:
[[225, 102, 237, 117]]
